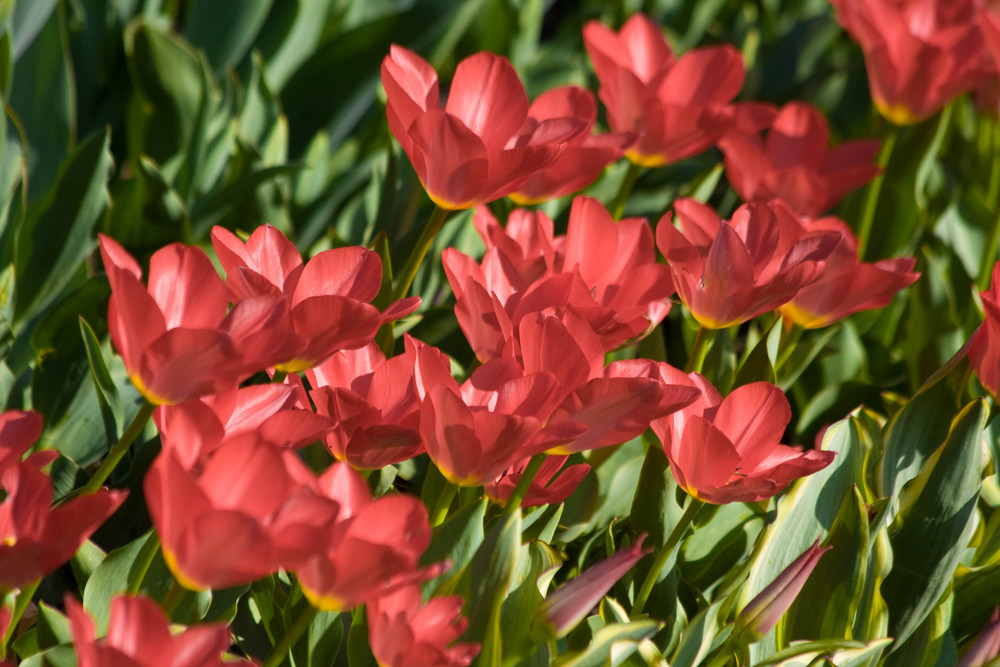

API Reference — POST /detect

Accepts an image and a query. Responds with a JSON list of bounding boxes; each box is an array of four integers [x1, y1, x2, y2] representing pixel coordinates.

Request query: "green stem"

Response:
[[81, 399, 155, 495], [856, 124, 899, 260], [631, 497, 703, 618], [430, 479, 459, 527], [262, 603, 319, 667], [126, 532, 161, 595], [979, 121, 1000, 291], [1, 580, 39, 659], [610, 162, 642, 220], [774, 323, 804, 376], [685, 326, 716, 374], [393, 205, 450, 302], [503, 454, 546, 515], [271, 369, 288, 384]]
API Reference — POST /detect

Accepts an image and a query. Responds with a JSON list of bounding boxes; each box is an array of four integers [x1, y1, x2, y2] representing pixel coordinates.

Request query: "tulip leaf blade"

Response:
[[421, 498, 487, 597], [552, 620, 660, 667], [881, 399, 986, 652], [183, 0, 274, 74]]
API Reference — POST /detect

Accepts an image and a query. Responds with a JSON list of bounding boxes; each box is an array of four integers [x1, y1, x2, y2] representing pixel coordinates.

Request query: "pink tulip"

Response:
[[735, 538, 830, 639], [211, 224, 418, 372], [0, 410, 43, 472], [381, 46, 587, 209], [779, 216, 919, 329], [0, 457, 126, 592], [367, 584, 479, 667], [971, 262, 1000, 397], [66, 594, 234, 667], [958, 608, 1000, 667], [307, 341, 425, 470], [720, 102, 881, 218], [100, 234, 296, 405], [583, 13, 774, 166], [486, 454, 590, 508], [652, 379, 835, 504], [532, 535, 652, 638], [829, 0, 984, 124], [655, 199, 841, 329], [509, 86, 634, 204]]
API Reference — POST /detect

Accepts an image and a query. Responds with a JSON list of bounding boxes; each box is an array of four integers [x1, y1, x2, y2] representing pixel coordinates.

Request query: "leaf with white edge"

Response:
[[753, 638, 893, 666], [552, 621, 661, 667]]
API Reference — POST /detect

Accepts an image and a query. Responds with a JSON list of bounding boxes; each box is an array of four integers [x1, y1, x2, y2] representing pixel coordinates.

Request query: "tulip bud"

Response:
[[735, 538, 830, 640], [958, 608, 1000, 667]]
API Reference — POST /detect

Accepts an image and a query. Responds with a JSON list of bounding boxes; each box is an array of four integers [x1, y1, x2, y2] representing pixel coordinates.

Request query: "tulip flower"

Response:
[[735, 538, 830, 639], [381, 46, 587, 209], [958, 608, 1000, 667], [655, 199, 841, 329], [486, 454, 590, 508], [583, 13, 774, 166], [145, 436, 337, 590], [66, 594, 234, 667], [367, 584, 480, 667], [307, 342, 424, 470], [154, 383, 333, 469], [652, 379, 835, 504], [100, 234, 297, 405], [719, 102, 881, 218], [779, 217, 919, 329], [1, 458, 126, 592], [211, 225, 419, 372], [292, 463, 435, 611], [509, 86, 634, 204], [828, 0, 984, 125], [973, 10, 1000, 115], [531, 534, 652, 639], [971, 262, 1000, 397], [444, 196, 673, 360], [0, 410, 42, 472]]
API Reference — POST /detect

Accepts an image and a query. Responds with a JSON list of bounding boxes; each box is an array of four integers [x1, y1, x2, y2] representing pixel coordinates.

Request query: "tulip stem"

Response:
[[978, 121, 1000, 291], [503, 454, 545, 515], [271, 369, 288, 384], [631, 497, 703, 619], [393, 205, 450, 301], [431, 479, 459, 527], [1, 580, 39, 659], [856, 124, 899, 260], [685, 326, 716, 374], [610, 162, 642, 220], [263, 603, 319, 667], [126, 532, 161, 595], [81, 399, 156, 495]]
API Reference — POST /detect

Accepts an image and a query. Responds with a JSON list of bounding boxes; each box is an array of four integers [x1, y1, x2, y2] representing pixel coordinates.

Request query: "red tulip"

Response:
[[0, 410, 42, 472], [381, 46, 586, 209], [367, 584, 479, 667], [971, 262, 1000, 397], [779, 216, 919, 329], [100, 234, 296, 405], [444, 196, 673, 360], [66, 594, 234, 667], [719, 102, 881, 218], [652, 379, 835, 504], [974, 10, 1000, 114], [486, 454, 590, 508], [531, 535, 652, 639], [145, 437, 336, 590], [735, 539, 830, 639], [307, 341, 424, 470], [655, 199, 841, 329], [211, 224, 419, 372], [829, 0, 984, 124], [0, 458, 126, 592], [293, 463, 435, 611], [154, 383, 333, 469], [509, 86, 634, 204], [583, 13, 774, 166]]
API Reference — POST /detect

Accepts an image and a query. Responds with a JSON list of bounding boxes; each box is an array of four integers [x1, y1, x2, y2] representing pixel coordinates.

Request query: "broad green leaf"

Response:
[[17, 644, 75, 667], [421, 499, 487, 596], [679, 502, 762, 597], [953, 562, 1000, 645], [553, 621, 660, 667], [754, 638, 893, 667], [13, 128, 112, 324], [500, 540, 563, 660], [882, 400, 986, 651], [669, 597, 727, 667], [188, 164, 301, 238], [83, 531, 156, 633], [183, 0, 274, 73], [522, 502, 564, 544], [734, 319, 778, 388], [346, 606, 377, 667], [35, 603, 70, 651], [10, 0, 56, 57], [251, 0, 328, 91], [70, 539, 107, 593], [884, 590, 953, 667]]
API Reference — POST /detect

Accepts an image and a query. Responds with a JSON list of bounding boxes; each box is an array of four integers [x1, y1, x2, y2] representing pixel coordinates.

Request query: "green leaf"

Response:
[[13, 127, 112, 324], [83, 531, 157, 634], [501, 541, 563, 660], [251, 0, 329, 91], [188, 164, 301, 238], [421, 499, 487, 596], [669, 597, 728, 667], [35, 603, 70, 651], [17, 644, 76, 667], [183, 0, 275, 73], [553, 621, 660, 667], [70, 539, 107, 594], [753, 638, 893, 667], [462, 509, 521, 667], [734, 320, 778, 388], [10, 0, 56, 57], [882, 400, 986, 651]]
